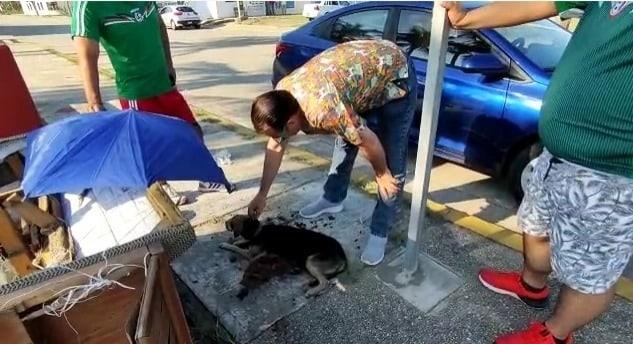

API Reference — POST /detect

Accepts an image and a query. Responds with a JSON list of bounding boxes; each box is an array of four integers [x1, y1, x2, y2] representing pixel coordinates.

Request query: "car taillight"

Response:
[[275, 43, 290, 58], [174, 11, 183, 15]]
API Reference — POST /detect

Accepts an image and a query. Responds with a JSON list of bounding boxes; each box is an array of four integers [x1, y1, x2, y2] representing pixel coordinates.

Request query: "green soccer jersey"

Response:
[[539, 2, 633, 177], [71, 1, 173, 100]]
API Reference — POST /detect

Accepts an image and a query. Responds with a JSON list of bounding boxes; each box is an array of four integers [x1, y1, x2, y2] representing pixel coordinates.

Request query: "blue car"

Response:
[[272, 1, 571, 200]]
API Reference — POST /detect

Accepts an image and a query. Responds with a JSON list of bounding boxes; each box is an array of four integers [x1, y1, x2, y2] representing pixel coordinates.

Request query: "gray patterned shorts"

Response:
[[519, 149, 633, 294]]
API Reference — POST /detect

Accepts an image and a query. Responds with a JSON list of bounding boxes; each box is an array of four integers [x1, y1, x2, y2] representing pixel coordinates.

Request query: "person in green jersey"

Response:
[[71, 2, 226, 204], [443, 2, 633, 344]]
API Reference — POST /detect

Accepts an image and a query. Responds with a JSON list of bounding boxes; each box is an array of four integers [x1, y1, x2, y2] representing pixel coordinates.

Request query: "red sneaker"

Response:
[[479, 269, 549, 308], [495, 323, 573, 344]]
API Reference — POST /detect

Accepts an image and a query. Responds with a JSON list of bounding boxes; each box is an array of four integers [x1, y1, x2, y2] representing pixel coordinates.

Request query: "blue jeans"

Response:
[[322, 61, 418, 237]]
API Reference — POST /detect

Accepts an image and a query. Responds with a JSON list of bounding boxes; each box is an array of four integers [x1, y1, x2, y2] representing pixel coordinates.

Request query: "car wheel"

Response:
[[507, 142, 542, 203], [171, 20, 178, 30], [194, 24, 201, 29]]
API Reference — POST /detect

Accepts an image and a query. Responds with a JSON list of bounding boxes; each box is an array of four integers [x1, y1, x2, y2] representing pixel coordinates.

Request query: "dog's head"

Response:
[[225, 215, 261, 239]]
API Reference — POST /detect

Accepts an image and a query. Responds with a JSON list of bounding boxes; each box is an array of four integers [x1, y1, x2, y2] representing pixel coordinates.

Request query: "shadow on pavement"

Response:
[[169, 36, 278, 57], [0, 24, 69, 36]]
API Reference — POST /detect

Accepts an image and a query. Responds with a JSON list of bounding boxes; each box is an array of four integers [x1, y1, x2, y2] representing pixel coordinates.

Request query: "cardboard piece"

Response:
[[63, 187, 161, 258]]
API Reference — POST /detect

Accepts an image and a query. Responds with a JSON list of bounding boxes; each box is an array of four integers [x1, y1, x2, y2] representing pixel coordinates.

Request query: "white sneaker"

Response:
[[198, 181, 224, 193], [360, 235, 387, 266], [299, 197, 343, 219]]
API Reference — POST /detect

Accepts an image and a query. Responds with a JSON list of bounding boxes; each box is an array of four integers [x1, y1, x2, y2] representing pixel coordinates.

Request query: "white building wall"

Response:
[[216, 1, 236, 18], [20, 1, 65, 16], [186, 1, 315, 20], [245, 1, 265, 17], [187, 1, 214, 21]]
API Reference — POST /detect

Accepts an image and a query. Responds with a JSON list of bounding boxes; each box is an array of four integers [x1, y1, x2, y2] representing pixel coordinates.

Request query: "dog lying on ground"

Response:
[[220, 215, 347, 298]]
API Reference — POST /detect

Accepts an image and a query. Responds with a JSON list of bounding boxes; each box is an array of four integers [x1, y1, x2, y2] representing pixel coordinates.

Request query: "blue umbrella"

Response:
[[22, 109, 232, 197]]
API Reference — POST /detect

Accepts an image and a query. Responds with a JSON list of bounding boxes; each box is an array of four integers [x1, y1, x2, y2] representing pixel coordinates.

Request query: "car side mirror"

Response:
[[458, 53, 508, 75]]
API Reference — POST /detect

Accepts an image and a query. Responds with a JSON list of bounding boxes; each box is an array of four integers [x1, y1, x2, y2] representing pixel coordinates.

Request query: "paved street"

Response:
[[2, 14, 633, 343]]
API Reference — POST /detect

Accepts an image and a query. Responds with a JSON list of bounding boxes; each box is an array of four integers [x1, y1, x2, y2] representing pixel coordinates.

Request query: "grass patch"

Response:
[[41, 46, 116, 80], [239, 15, 307, 28], [193, 106, 260, 141]]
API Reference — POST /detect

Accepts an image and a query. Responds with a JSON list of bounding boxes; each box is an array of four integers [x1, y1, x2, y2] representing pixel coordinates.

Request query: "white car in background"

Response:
[[160, 5, 201, 30], [303, 1, 351, 20]]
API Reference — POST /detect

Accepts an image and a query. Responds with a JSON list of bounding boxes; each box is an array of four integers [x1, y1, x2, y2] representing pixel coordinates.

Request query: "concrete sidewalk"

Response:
[[2, 16, 632, 343]]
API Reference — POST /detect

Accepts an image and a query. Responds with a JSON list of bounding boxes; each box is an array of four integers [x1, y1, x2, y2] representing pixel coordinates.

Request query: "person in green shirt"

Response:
[[71, 1, 225, 203], [443, 2, 633, 344]]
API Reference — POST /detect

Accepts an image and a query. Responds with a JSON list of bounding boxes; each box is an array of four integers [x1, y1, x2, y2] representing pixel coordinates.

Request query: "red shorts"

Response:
[[119, 89, 198, 124]]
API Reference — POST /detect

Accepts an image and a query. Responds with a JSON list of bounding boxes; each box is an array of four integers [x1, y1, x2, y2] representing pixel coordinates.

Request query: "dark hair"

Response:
[[251, 90, 300, 133]]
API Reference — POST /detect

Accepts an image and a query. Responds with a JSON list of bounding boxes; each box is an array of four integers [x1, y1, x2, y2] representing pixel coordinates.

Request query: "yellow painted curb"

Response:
[[426, 199, 633, 302]]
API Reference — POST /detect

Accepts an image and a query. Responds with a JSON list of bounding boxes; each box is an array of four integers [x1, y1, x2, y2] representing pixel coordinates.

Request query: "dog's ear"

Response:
[[225, 216, 241, 238]]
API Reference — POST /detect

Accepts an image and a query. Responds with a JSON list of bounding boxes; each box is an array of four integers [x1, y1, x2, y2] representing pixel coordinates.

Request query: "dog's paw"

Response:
[[219, 242, 233, 250], [305, 285, 327, 298]]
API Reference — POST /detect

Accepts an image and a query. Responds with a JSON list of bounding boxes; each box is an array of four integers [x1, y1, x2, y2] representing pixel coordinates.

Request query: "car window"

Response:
[[396, 10, 432, 56], [176, 6, 195, 12], [330, 10, 389, 43], [397, 10, 492, 68], [494, 20, 571, 71]]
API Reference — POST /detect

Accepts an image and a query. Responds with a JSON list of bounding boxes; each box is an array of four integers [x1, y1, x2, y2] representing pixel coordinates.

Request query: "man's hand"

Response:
[[74, 37, 103, 112], [248, 192, 267, 218], [376, 171, 399, 201], [442, 1, 467, 28]]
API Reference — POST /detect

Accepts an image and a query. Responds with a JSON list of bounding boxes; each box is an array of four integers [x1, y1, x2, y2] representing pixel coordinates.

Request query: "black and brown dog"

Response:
[[220, 215, 347, 298]]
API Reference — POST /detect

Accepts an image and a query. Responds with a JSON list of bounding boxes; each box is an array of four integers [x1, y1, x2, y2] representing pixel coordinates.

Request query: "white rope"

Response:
[[42, 251, 148, 318]]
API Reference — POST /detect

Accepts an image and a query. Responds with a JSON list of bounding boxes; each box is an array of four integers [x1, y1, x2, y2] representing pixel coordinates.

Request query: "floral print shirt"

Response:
[[276, 40, 409, 145]]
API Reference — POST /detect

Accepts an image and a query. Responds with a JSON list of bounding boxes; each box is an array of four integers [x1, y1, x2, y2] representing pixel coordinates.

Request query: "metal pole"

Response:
[[401, 2, 450, 275], [236, 1, 242, 23]]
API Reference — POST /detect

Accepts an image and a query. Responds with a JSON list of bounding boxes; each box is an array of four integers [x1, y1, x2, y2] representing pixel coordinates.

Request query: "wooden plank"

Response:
[[0, 207, 32, 276], [0, 310, 34, 344], [158, 297, 171, 344], [37, 196, 49, 213], [5, 154, 24, 179], [0, 246, 150, 311], [125, 301, 141, 344], [29, 225, 40, 251], [157, 253, 192, 344], [137, 284, 166, 344], [3, 197, 60, 229], [0, 207, 28, 254], [136, 255, 160, 341], [146, 183, 185, 225], [5, 253, 32, 278], [0, 181, 20, 201], [48, 195, 63, 219], [23, 270, 146, 344], [169, 325, 177, 344]]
